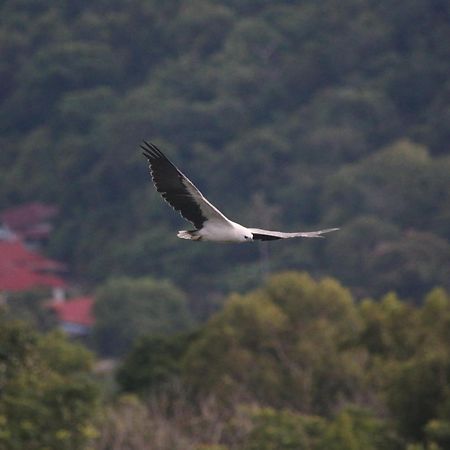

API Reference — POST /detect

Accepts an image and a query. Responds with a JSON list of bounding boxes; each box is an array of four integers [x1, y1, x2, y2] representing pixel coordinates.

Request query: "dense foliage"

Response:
[[111, 272, 450, 450], [93, 276, 193, 356], [1, 273, 449, 449], [0, 317, 98, 449], [1, 0, 449, 306], [2, 1, 450, 449]]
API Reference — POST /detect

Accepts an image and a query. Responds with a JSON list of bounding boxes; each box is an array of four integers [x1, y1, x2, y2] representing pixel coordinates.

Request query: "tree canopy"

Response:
[[93, 276, 193, 356], [2, 1, 450, 447], [0, 0, 449, 305], [0, 317, 98, 450], [114, 272, 450, 450]]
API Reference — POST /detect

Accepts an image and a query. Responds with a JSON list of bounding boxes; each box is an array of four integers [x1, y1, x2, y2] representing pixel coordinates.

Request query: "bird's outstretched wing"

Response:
[[249, 227, 340, 241], [141, 141, 231, 229]]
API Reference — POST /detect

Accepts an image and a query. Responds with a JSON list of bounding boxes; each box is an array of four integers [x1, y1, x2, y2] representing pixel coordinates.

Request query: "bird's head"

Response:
[[243, 234, 253, 242]]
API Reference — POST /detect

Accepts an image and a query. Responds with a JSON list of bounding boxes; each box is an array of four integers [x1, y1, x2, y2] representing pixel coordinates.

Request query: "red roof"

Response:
[[49, 297, 94, 326], [1, 202, 58, 240], [0, 239, 66, 292]]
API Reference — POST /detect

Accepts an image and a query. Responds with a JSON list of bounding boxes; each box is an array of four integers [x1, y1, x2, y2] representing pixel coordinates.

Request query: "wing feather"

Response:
[[249, 227, 339, 241], [141, 141, 230, 228]]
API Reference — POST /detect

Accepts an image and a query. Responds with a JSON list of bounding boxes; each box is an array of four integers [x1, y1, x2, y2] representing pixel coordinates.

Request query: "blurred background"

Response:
[[0, 1, 449, 449]]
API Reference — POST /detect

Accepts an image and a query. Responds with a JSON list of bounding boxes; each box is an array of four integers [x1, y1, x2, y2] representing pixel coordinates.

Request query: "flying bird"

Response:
[[141, 141, 339, 243]]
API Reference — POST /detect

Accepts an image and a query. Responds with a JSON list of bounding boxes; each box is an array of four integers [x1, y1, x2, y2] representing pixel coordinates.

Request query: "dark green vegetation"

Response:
[[112, 273, 450, 450], [0, 318, 98, 449], [2, 0, 450, 449], [1, 273, 449, 449], [93, 276, 193, 356], [1, 0, 449, 303]]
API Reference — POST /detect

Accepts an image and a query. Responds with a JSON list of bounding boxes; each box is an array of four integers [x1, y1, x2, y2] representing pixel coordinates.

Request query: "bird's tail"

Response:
[[297, 228, 340, 238], [177, 230, 201, 241]]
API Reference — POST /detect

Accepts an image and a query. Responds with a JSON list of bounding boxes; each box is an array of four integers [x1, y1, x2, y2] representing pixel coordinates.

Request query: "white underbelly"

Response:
[[200, 220, 245, 242]]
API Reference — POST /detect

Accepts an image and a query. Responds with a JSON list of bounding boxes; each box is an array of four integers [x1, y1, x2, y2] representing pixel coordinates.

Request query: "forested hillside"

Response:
[[1, 0, 449, 305], [2, 2, 450, 448]]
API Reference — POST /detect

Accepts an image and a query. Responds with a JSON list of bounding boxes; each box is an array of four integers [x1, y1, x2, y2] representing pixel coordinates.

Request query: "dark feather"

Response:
[[141, 141, 207, 229], [251, 233, 282, 241]]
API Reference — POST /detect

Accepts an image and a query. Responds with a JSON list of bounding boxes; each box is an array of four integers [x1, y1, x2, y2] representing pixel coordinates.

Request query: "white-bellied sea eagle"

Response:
[[142, 141, 339, 243]]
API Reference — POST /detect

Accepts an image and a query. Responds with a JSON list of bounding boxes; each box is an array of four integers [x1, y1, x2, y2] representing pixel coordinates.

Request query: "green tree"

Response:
[[0, 318, 98, 450], [367, 231, 450, 298], [322, 140, 450, 235], [240, 406, 324, 450], [318, 407, 400, 450], [385, 350, 450, 441], [183, 272, 365, 414], [359, 293, 420, 360], [382, 289, 450, 441], [3, 288, 58, 331], [325, 216, 400, 294], [2, 0, 450, 310], [117, 330, 199, 395], [93, 276, 193, 356]]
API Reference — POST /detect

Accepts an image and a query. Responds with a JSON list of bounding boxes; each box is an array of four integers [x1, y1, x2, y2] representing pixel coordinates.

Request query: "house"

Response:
[[0, 238, 67, 300], [0, 202, 59, 247], [48, 296, 95, 337], [0, 202, 95, 337]]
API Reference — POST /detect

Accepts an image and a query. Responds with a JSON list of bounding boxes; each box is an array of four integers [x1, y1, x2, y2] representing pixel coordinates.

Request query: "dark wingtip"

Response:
[[141, 141, 165, 160], [141, 146, 152, 160], [141, 141, 159, 160]]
